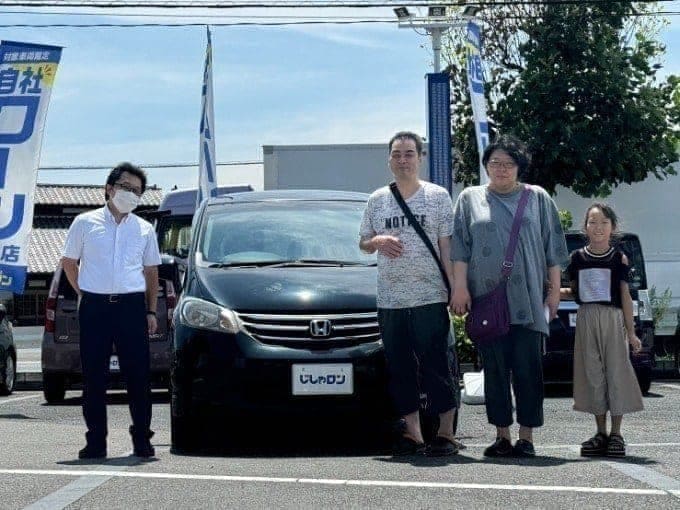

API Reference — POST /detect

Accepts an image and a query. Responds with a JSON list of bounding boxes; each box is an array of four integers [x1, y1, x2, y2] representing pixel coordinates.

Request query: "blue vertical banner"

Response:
[[427, 72, 452, 195], [197, 27, 217, 209], [466, 21, 490, 185], [0, 40, 62, 294]]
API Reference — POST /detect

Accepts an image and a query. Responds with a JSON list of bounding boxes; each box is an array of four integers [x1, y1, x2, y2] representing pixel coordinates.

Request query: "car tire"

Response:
[[169, 354, 199, 454], [0, 351, 16, 396], [635, 369, 652, 395], [43, 374, 66, 403]]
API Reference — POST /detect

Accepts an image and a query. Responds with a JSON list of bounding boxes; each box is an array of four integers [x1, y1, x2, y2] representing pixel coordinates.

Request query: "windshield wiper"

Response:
[[267, 259, 376, 267], [207, 261, 289, 268], [207, 259, 376, 268]]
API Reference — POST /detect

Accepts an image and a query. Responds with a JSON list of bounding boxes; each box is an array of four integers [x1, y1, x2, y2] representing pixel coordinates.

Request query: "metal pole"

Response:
[[431, 27, 442, 73]]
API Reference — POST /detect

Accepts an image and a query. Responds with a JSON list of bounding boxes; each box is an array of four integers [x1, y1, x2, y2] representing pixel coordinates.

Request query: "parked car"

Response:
[[0, 303, 16, 395], [544, 232, 655, 393], [41, 262, 176, 403], [41, 186, 253, 404], [170, 189, 459, 452]]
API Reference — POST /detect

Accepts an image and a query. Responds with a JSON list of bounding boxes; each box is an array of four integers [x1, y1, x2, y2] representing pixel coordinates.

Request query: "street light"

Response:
[[394, 5, 474, 72], [393, 6, 411, 20]]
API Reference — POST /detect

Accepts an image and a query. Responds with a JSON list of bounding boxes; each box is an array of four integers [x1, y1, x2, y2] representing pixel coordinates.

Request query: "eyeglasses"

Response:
[[113, 182, 143, 196], [487, 159, 517, 170]]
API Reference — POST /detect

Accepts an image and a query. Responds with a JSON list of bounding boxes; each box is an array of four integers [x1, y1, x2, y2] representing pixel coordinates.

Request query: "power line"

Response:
[[1, 11, 678, 27], [38, 160, 263, 171], [0, 0, 674, 8]]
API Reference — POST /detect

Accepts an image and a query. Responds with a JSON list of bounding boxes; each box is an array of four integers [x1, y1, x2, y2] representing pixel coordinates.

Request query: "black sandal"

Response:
[[607, 433, 626, 457], [580, 432, 608, 457]]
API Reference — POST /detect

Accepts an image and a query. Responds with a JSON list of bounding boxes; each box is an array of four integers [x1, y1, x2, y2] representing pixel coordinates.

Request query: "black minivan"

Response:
[[544, 232, 655, 393], [171, 190, 394, 451]]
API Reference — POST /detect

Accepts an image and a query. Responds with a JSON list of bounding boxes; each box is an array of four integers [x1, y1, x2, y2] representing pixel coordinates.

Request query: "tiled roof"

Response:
[[35, 184, 163, 207], [28, 228, 68, 273]]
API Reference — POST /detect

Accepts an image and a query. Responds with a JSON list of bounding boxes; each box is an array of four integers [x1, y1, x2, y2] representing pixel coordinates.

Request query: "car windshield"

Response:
[[563, 233, 646, 290], [198, 200, 376, 266]]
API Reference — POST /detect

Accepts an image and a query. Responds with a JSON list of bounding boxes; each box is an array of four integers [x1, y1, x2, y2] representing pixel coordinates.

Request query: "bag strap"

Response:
[[500, 184, 532, 280], [389, 182, 451, 299]]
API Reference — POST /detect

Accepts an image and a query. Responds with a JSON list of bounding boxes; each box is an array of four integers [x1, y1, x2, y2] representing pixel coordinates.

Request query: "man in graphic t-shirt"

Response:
[[359, 131, 459, 457]]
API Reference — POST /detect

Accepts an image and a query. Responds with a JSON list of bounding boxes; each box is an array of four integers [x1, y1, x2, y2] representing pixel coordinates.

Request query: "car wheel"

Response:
[[43, 374, 66, 403], [0, 351, 16, 395], [635, 369, 652, 395], [169, 355, 199, 454]]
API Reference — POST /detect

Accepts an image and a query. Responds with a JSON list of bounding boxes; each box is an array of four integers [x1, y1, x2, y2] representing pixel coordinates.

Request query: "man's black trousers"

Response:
[[79, 291, 151, 449], [378, 302, 458, 417]]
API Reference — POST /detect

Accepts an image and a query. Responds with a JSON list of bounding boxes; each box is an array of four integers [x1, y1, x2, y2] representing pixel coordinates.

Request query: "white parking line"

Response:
[[1, 468, 678, 498], [604, 462, 680, 500], [21, 454, 137, 510], [657, 384, 680, 390], [0, 394, 42, 405]]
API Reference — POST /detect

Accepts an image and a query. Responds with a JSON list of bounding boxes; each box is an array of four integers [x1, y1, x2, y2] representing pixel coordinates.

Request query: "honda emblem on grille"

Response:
[[309, 319, 332, 337]]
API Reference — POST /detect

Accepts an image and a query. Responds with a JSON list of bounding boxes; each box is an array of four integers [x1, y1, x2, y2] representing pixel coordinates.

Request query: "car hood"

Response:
[[194, 266, 377, 311]]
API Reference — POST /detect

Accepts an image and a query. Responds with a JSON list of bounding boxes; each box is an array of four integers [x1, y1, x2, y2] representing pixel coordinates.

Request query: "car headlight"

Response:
[[178, 297, 242, 334]]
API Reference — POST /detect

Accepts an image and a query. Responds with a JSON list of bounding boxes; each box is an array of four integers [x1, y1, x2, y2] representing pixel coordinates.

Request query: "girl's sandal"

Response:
[[607, 433, 626, 457], [580, 432, 608, 457]]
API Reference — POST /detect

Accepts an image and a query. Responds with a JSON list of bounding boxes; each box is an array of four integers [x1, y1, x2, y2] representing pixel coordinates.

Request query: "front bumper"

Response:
[[172, 325, 389, 414]]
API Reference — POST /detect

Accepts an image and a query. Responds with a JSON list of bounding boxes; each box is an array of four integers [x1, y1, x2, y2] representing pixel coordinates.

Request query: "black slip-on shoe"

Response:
[[426, 436, 459, 457], [483, 437, 513, 457], [393, 436, 426, 456], [512, 439, 536, 457], [78, 445, 107, 459]]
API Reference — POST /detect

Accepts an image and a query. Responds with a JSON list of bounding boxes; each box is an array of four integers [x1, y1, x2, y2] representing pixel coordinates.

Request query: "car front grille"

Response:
[[237, 311, 380, 349]]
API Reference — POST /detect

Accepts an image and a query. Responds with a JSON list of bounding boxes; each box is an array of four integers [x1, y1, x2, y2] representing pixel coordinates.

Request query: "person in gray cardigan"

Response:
[[451, 135, 568, 457]]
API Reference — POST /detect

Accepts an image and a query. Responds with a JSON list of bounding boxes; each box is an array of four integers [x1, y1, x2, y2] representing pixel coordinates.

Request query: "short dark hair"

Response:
[[482, 134, 531, 174], [388, 131, 424, 156], [583, 202, 619, 232], [105, 162, 147, 200]]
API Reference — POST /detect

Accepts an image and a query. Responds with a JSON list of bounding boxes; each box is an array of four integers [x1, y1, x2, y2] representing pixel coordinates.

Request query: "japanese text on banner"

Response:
[[0, 40, 62, 294]]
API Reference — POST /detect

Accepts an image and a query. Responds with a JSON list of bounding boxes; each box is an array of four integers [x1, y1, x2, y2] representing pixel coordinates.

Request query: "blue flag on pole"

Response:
[[0, 40, 62, 294], [197, 27, 217, 208], [466, 21, 490, 186]]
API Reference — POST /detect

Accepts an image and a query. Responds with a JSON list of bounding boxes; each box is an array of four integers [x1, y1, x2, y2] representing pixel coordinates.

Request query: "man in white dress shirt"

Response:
[[61, 162, 162, 459]]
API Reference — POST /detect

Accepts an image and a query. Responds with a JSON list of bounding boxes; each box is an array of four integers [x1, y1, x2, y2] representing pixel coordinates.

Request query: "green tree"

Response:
[[444, 2, 680, 196]]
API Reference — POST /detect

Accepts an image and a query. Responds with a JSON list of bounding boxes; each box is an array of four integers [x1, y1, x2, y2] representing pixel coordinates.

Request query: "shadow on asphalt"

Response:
[[41, 390, 171, 407], [172, 416, 396, 458], [57, 455, 161, 467]]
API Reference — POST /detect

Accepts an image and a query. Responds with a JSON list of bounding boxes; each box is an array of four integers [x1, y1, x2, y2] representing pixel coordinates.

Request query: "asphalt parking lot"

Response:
[[1, 381, 679, 509]]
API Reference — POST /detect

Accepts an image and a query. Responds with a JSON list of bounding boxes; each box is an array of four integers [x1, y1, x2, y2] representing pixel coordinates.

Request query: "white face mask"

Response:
[[111, 189, 141, 214]]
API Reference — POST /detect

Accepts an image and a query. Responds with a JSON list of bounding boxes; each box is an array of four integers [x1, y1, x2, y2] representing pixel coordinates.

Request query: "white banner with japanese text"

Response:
[[0, 40, 62, 294]]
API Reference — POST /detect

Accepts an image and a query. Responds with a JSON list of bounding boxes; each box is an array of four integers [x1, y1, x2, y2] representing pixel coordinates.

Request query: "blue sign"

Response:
[[427, 72, 452, 195]]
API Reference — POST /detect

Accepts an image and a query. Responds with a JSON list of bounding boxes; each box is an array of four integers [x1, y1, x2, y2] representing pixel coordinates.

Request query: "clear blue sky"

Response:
[[1, 3, 679, 192]]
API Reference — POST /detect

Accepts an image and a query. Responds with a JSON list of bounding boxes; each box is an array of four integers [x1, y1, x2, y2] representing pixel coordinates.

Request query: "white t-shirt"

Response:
[[62, 205, 162, 294], [360, 181, 454, 308]]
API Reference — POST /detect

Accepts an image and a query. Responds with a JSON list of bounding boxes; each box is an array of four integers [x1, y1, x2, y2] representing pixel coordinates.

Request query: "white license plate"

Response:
[[292, 363, 353, 396], [109, 355, 120, 371], [569, 313, 577, 328]]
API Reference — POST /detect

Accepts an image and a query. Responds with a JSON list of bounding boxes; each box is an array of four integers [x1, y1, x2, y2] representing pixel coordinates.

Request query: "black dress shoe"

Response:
[[483, 437, 513, 457], [512, 439, 535, 457], [133, 442, 155, 458], [130, 426, 155, 458], [78, 445, 106, 459]]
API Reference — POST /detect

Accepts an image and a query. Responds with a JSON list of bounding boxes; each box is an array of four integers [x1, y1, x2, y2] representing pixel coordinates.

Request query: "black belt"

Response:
[[82, 291, 144, 303]]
